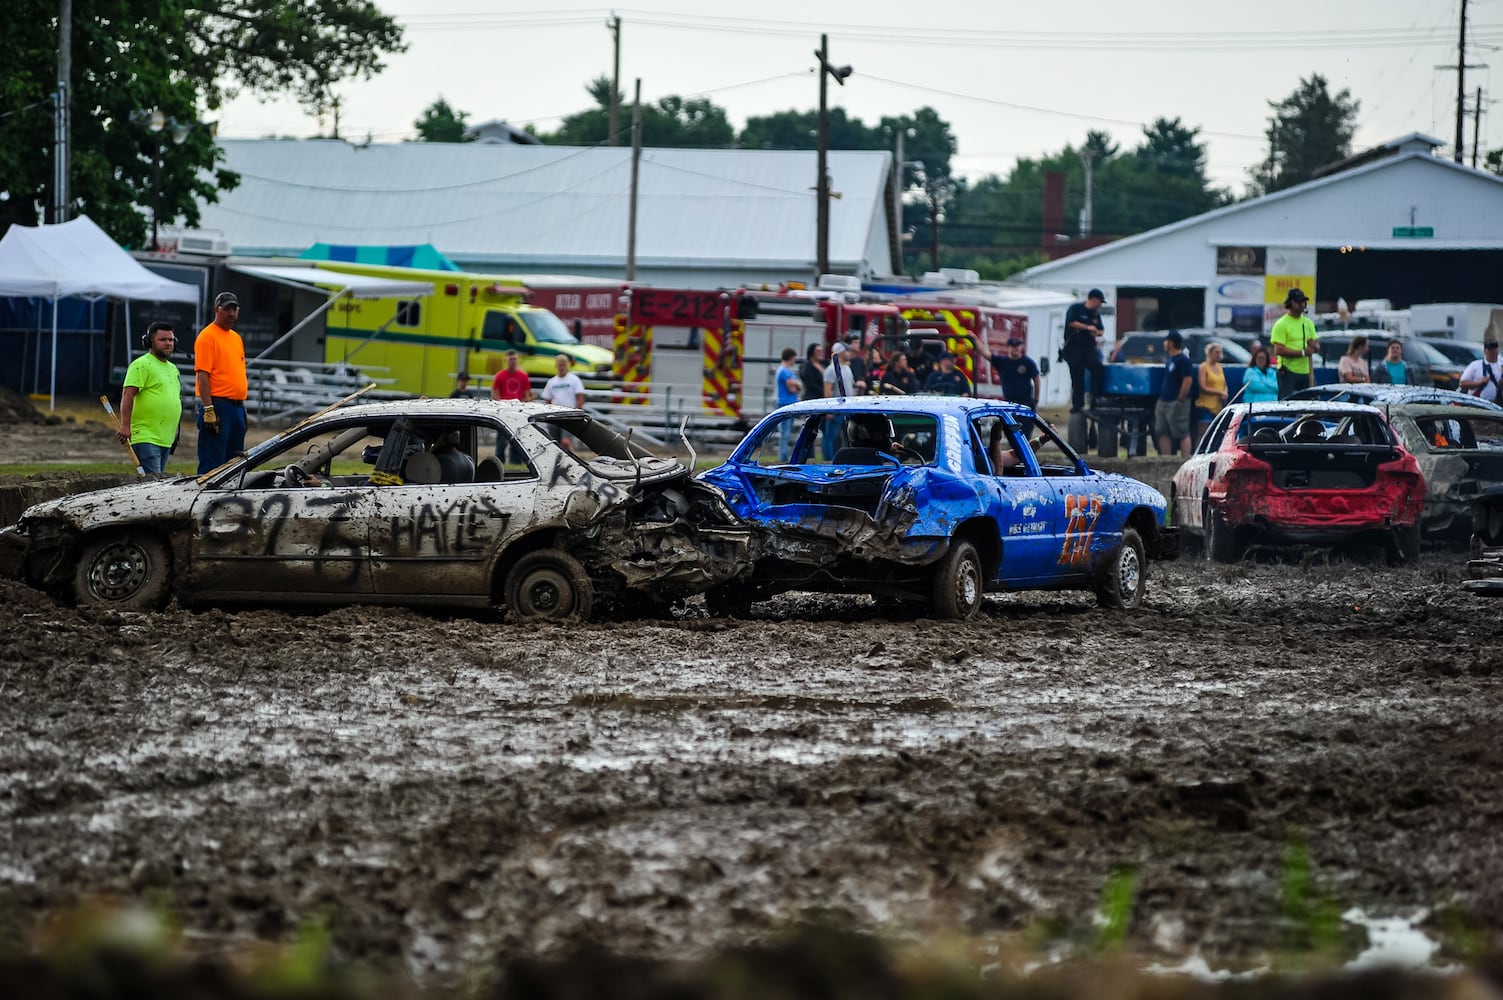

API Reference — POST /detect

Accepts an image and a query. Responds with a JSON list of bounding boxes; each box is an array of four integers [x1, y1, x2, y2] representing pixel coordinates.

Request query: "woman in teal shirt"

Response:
[[1243, 347, 1279, 403]]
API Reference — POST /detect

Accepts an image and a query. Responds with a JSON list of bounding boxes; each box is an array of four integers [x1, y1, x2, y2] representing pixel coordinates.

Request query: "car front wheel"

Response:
[[931, 539, 984, 620], [1095, 528, 1146, 610], [505, 549, 594, 621], [73, 532, 171, 609]]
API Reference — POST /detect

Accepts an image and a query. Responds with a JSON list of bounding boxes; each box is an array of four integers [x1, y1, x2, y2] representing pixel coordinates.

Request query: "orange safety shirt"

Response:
[[194, 322, 248, 401]]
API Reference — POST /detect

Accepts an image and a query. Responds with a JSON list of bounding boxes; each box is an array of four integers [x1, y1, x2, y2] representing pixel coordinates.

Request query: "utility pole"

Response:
[[1473, 86, 1483, 168], [608, 14, 622, 146], [627, 79, 641, 280], [55, 0, 72, 222], [1456, 0, 1468, 164], [1078, 151, 1095, 237], [814, 34, 851, 278]]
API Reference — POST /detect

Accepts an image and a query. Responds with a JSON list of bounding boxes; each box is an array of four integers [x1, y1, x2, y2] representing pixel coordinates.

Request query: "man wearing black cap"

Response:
[[194, 291, 249, 473], [994, 338, 1040, 409], [1063, 289, 1106, 412], [1269, 287, 1319, 399], [922, 352, 972, 396], [1461, 338, 1503, 402]]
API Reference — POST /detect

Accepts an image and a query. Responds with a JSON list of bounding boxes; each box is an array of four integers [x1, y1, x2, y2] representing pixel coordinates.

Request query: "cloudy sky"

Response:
[[216, 0, 1495, 195]]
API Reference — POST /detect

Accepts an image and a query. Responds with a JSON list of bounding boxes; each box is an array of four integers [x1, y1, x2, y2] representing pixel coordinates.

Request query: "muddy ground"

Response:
[[2, 410, 1502, 991]]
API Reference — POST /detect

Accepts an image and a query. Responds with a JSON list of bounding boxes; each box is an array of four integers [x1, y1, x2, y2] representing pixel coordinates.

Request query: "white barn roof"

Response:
[[198, 140, 894, 285], [1021, 148, 1503, 289]]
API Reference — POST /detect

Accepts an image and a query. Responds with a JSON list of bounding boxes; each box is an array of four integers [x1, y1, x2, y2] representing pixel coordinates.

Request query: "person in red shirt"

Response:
[[491, 350, 533, 402], [490, 350, 533, 463]]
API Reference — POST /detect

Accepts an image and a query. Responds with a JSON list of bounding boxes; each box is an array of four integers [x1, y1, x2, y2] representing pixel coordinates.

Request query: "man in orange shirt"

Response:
[[194, 291, 249, 473]]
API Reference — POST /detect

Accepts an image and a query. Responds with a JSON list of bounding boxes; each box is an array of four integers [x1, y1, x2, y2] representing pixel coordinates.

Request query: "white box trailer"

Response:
[[1410, 302, 1503, 342]]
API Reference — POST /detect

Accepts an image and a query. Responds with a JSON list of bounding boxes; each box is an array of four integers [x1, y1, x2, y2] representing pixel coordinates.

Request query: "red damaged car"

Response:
[[1171, 402, 1426, 563]]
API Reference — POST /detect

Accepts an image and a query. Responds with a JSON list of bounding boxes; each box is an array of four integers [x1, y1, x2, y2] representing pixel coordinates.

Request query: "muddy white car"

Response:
[[0, 399, 749, 619]]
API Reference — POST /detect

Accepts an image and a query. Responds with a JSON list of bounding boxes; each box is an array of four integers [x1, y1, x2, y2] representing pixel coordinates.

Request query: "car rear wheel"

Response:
[[1204, 500, 1239, 563], [505, 549, 594, 621], [73, 532, 171, 609], [1095, 528, 1146, 610], [932, 539, 984, 620]]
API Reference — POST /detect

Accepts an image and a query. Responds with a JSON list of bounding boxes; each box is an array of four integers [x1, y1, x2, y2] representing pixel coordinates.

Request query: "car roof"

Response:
[[318, 398, 577, 421], [1228, 401, 1384, 416], [1392, 403, 1503, 420], [1291, 383, 1499, 408], [766, 396, 1034, 417]]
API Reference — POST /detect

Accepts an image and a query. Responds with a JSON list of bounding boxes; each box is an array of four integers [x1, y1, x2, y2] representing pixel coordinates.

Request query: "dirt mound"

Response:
[[0, 386, 48, 426]]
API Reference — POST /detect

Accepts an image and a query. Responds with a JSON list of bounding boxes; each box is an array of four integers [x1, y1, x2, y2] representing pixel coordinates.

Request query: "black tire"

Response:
[[73, 532, 172, 609], [1097, 423, 1118, 459], [505, 549, 594, 621], [1095, 528, 1146, 610], [932, 539, 984, 620], [703, 584, 752, 618], [1204, 500, 1239, 563]]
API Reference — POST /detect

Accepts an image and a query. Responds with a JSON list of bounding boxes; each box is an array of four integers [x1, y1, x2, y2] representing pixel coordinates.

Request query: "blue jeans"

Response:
[[197, 398, 247, 474], [132, 442, 170, 475]]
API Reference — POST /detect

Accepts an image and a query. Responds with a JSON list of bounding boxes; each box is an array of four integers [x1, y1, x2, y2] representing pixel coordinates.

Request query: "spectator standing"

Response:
[[1156, 330, 1194, 458], [824, 341, 856, 397], [774, 347, 803, 461], [117, 322, 182, 476], [841, 334, 869, 394], [1243, 347, 1279, 403], [995, 339, 1040, 409], [1194, 342, 1229, 447], [450, 372, 473, 398], [1269, 288, 1319, 398], [540, 354, 585, 408], [1062, 288, 1106, 412], [1338, 336, 1371, 383], [1373, 340, 1409, 385], [194, 291, 248, 474], [1460, 338, 1503, 402], [922, 352, 972, 396], [877, 352, 919, 395], [491, 350, 534, 402], [799, 343, 826, 401]]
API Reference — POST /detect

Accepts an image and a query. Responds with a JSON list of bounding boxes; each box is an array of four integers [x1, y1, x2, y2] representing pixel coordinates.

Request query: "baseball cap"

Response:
[[1086, 288, 1105, 301], [1487, 339, 1500, 348], [830, 341, 847, 355], [939, 350, 957, 360], [1285, 288, 1308, 304], [1006, 338, 1024, 347], [214, 291, 239, 308], [1164, 330, 1184, 347]]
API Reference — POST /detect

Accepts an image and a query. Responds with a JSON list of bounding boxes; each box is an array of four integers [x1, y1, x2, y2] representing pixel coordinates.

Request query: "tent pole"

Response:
[[50, 297, 59, 411]]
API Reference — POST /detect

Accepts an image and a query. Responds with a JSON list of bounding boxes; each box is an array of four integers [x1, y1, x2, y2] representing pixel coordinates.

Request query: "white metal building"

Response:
[[196, 139, 896, 289], [1019, 134, 1503, 339]]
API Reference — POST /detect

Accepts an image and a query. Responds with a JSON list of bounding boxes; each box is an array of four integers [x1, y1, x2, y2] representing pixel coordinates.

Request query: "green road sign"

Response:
[[1392, 226, 1435, 238]]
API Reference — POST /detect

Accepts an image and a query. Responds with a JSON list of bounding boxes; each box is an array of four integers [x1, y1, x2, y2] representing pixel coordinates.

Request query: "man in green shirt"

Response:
[[1269, 288, 1320, 399], [118, 322, 183, 475]]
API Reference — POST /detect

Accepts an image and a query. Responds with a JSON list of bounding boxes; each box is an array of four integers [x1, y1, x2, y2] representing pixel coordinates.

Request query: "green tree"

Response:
[[1250, 74, 1360, 194], [0, 0, 404, 244], [535, 76, 733, 147], [413, 98, 473, 143], [1486, 149, 1502, 176]]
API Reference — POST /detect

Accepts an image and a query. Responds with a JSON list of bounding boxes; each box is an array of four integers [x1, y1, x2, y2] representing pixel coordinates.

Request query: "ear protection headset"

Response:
[[141, 325, 175, 349]]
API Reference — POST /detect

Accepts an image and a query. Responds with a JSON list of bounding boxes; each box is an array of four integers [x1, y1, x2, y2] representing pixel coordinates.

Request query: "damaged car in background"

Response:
[[1171, 401, 1426, 563], [0, 399, 748, 620], [1383, 405, 1503, 540], [698, 397, 1178, 619]]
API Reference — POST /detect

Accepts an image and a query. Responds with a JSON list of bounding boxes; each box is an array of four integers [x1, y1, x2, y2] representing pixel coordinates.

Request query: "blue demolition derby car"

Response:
[[699, 396, 1179, 618]]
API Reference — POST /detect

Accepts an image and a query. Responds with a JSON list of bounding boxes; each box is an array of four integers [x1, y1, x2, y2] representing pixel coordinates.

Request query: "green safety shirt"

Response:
[[1269, 314, 1318, 376], [123, 352, 184, 447]]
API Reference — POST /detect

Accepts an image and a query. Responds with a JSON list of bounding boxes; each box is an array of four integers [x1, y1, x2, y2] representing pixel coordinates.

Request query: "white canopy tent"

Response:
[[0, 215, 198, 409]]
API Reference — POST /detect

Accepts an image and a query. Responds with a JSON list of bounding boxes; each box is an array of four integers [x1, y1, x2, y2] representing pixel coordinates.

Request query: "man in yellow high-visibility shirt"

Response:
[[1270, 288, 1320, 399]]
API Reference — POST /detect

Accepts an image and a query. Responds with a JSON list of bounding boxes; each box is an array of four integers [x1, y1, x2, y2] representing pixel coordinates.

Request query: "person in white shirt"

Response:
[[823, 341, 856, 397], [540, 354, 586, 408], [1460, 338, 1503, 402]]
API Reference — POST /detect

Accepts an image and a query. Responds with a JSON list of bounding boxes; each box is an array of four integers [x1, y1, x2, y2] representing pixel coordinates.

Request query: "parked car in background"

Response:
[[1289, 383, 1502, 411], [1109, 329, 1251, 366], [1171, 402, 1426, 563], [0, 399, 750, 620], [1421, 339, 1488, 367], [699, 397, 1179, 618], [1313, 334, 1463, 390], [1385, 405, 1503, 539]]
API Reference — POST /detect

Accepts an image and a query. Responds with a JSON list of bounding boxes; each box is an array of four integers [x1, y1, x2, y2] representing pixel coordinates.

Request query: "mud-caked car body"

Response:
[[698, 397, 1177, 618], [0, 399, 748, 620], [1171, 402, 1426, 563], [1385, 404, 1503, 539]]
